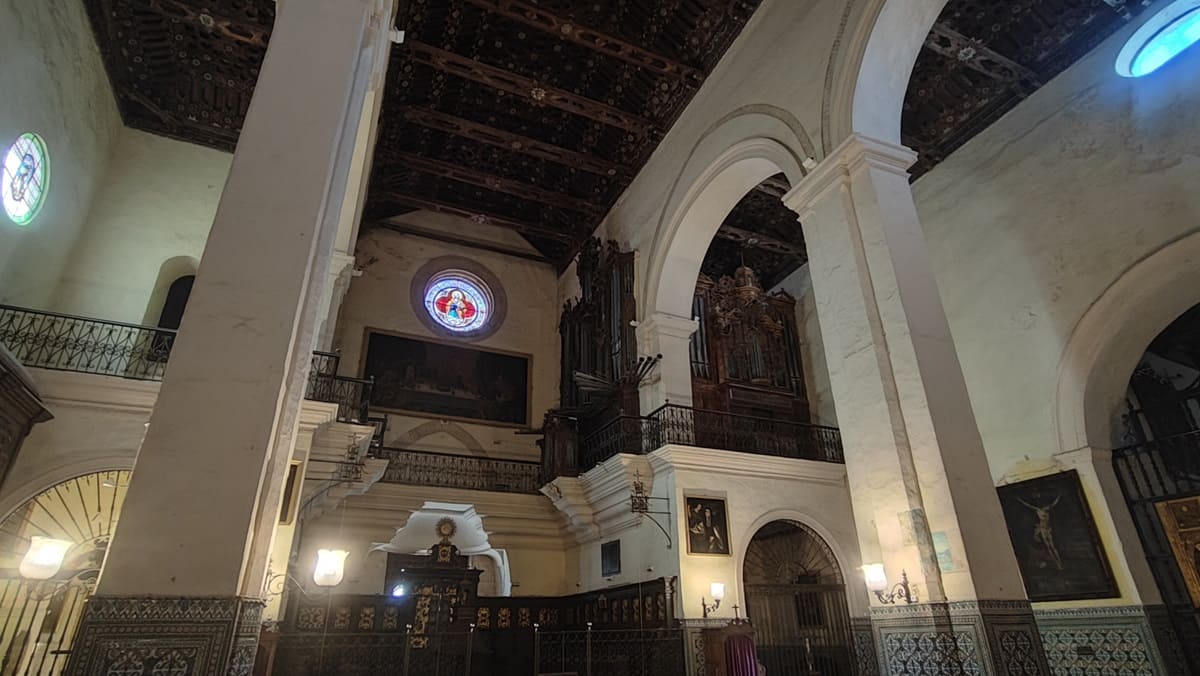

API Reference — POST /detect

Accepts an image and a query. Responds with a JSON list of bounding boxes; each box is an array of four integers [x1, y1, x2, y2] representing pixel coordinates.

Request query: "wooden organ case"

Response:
[[539, 239, 639, 478], [690, 266, 809, 421]]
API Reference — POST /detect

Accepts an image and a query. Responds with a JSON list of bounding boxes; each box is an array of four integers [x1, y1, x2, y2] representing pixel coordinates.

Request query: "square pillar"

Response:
[[637, 312, 699, 412], [65, 0, 394, 673], [785, 134, 1048, 673]]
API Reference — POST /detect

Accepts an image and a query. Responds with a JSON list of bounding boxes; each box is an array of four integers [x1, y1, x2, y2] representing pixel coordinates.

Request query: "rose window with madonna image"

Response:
[[422, 271, 493, 334]]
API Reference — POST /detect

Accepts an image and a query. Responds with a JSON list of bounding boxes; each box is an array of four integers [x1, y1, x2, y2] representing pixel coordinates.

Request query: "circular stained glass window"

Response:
[[2, 133, 49, 226], [1117, 0, 1200, 77], [423, 271, 493, 334]]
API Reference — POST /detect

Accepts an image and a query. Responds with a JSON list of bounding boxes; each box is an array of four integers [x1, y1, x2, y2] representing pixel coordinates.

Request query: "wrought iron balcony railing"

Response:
[[372, 446, 542, 494], [651, 404, 844, 463], [0, 304, 373, 423], [0, 304, 174, 381], [575, 404, 844, 472]]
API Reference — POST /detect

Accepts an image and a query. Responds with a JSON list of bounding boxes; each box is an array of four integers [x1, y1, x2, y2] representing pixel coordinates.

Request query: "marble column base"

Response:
[[65, 596, 264, 676], [871, 600, 1050, 675]]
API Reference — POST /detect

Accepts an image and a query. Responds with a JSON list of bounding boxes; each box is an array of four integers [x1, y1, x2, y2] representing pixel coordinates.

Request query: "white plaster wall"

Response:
[[0, 0, 121, 307], [334, 223, 560, 460], [649, 447, 868, 620], [52, 128, 232, 323], [0, 370, 152, 517], [912, 18, 1200, 478], [297, 483, 571, 597], [774, 264, 837, 426]]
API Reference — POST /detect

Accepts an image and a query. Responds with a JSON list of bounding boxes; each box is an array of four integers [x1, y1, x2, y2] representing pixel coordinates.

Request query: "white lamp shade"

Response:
[[313, 549, 349, 587], [862, 563, 888, 593], [710, 582, 726, 601], [20, 537, 72, 580], [391, 584, 407, 597]]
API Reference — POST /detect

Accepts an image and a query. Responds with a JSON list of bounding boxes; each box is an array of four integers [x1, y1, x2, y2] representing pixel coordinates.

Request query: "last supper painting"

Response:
[[362, 330, 530, 426]]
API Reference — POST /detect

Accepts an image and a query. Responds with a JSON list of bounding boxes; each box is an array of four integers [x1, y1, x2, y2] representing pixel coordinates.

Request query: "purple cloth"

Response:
[[724, 633, 758, 676]]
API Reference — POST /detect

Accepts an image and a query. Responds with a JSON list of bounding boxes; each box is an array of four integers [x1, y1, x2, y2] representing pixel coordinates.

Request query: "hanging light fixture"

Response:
[[19, 537, 72, 580], [313, 549, 349, 587]]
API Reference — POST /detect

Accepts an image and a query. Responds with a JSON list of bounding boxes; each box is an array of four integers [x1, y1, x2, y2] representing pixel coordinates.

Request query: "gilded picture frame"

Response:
[[1155, 496, 1200, 608], [684, 496, 731, 556]]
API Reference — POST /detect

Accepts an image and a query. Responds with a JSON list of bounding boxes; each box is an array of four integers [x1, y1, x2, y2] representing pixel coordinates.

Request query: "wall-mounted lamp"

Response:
[[862, 564, 917, 605], [701, 582, 725, 618], [19, 537, 72, 580], [391, 584, 407, 597], [314, 549, 349, 587]]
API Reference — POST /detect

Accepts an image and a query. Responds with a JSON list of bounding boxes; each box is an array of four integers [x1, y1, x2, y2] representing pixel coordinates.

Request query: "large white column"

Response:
[[637, 312, 699, 411], [67, 0, 394, 673], [785, 134, 1047, 672]]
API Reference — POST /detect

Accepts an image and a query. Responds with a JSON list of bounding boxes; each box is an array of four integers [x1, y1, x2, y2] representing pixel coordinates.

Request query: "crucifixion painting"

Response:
[[997, 470, 1118, 601]]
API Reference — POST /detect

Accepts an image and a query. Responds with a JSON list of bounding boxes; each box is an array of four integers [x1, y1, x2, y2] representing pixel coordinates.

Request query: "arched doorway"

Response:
[[1113, 303, 1200, 670], [742, 520, 853, 676], [0, 470, 130, 675]]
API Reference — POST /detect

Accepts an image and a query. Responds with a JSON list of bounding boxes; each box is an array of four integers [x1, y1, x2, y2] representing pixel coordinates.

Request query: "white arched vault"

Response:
[[827, 0, 951, 146], [642, 136, 804, 321], [1056, 231, 1200, 452]]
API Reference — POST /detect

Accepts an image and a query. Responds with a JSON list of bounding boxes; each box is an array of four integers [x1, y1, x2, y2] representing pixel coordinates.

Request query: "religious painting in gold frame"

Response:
[[1155, 496, 1200, 607], [360, 328, 532, 428]]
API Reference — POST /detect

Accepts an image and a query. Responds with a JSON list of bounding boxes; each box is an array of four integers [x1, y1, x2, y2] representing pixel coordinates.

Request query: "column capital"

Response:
[[783, 133, 918, 216], [636, 312, 699, 342]]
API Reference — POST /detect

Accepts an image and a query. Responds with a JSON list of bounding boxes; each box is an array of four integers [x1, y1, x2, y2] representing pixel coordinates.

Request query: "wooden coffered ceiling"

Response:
[[903, 0, 1151, 179], [83, 0, 765, 266]]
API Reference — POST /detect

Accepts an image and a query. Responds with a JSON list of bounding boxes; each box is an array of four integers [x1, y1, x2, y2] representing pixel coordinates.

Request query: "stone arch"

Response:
[[826, 0, 950, 146], [393, 419, 487, 456], [1056, 231, 1200, 452], [642, 136, 805, 321], [0, 454, 136, 524], [734, 508, 866, 616]]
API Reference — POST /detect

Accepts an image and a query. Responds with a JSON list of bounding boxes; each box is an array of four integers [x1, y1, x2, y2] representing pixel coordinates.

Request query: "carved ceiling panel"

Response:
[[83, 0, 766, 266], [903, 0, 1150, 179], [700, 174, 807, 290]]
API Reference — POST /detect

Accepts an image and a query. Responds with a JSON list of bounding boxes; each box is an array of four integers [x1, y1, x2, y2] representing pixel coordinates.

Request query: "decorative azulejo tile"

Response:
[[65, 596, 265, 676], [1033, 605, 1176, 675]]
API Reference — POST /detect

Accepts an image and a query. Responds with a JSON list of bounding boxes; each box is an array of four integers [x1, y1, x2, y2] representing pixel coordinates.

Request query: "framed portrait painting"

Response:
[[685, 496, 730, 556], [996, 470, 1118, 602]]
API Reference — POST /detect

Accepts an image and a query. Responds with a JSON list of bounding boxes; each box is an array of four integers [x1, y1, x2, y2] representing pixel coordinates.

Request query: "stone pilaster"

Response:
[[636, 311, 699, 411], [785, 134, 1049, 673], [65, 0, 395, 672]]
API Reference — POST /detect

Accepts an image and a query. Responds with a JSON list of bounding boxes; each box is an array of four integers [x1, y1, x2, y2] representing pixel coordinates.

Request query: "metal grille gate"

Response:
[[745, 583, 855, 676], [1114, 431, 1200, 672]]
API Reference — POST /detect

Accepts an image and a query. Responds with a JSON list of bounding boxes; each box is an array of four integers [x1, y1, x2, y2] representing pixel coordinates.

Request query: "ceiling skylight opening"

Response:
[[1117, 0, 1200, 77]]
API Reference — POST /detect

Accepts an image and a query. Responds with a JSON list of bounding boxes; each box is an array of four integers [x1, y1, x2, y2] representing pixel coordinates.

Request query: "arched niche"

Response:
[[643, 137, 804, 321], [141, 255, 200, 327], [1056, 231, 1200, 451]]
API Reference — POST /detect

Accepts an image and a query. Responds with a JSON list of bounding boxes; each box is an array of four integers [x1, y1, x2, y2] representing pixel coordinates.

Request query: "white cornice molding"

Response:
[[783, 133, 917, 217], [29, 369, 160, 413], [545, 454, 658, 545], [648, 445, 847, 485], [636, 312, 699, 342]]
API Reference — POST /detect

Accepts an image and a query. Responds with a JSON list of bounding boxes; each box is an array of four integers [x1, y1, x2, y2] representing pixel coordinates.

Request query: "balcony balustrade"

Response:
[[372, 446, 542, 494], [0, 304, 372, 423], [573, 404, 844, 474]]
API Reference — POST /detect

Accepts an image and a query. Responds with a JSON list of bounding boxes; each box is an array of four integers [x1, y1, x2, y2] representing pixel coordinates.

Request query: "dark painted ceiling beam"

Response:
[[377, 192, 577, 242], [716, 224, 807, 258], [399, 106, 630, 178], [128, 0, 270, 47], [405, 41, 653, 133], [461, 0, 703, 84], [924, 23, 1041, 86], [381, 152, 603, 214]]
